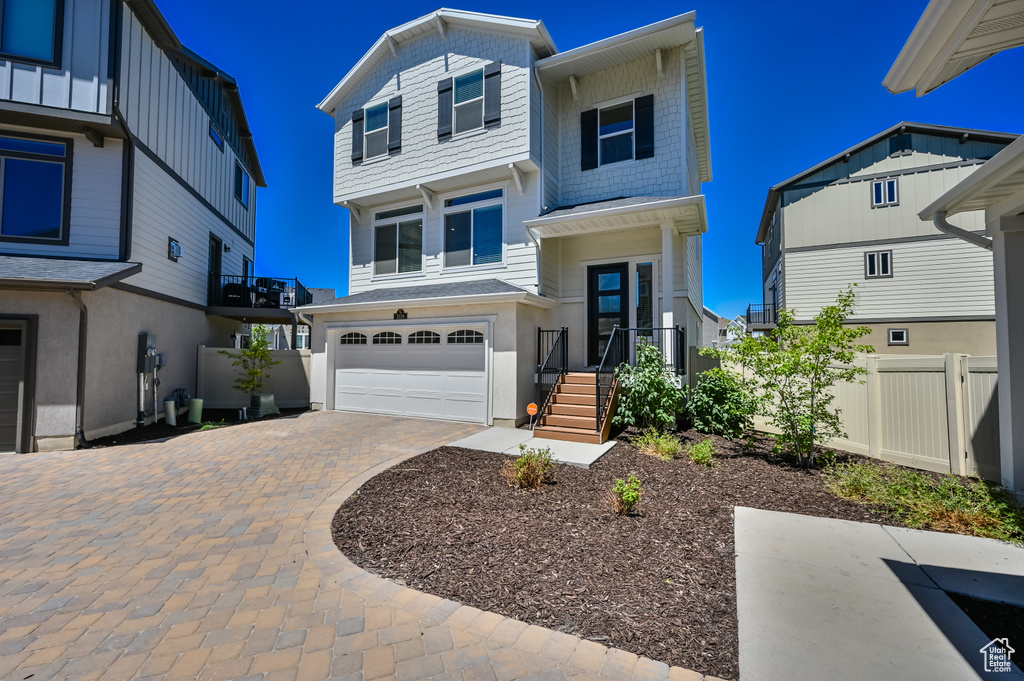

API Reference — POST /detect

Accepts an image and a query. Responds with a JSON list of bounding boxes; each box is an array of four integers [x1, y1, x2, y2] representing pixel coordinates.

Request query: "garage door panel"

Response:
[[404, 395, 445, 418], [445, 373, 486, 393], [402, 373, 444, 391], [369, 391, 405, 413]]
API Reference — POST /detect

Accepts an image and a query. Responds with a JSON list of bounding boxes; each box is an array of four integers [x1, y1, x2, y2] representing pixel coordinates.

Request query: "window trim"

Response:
[[888, 328, 909, 346], [0, 0, 65, 69], [361, 96, 391, 162], [209, 123, 224, 152], [234, 161, 250, 209], [450, 63, 486, 138], [439, 183, 507, 272], [871, 178, 899, 208], [0, 128, 72, 246], [408, 330, 441, 344], [338, 332, 367, 345], [372, 331, 403, 345], [597, 99, 635, 167], [865, 250, 893, 279], [371, 203, 425, 280]]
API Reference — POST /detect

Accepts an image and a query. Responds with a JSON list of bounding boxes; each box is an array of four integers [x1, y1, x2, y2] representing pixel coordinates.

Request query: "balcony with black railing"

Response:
[[746, 303, 778, 331], [207, 275, 313, 322]]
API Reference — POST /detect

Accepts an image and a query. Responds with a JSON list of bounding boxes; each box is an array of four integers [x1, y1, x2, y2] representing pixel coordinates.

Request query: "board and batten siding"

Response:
[[118, 8, 255, 243], [125, 152, 250, 306], [348, 180, 539, 294], [0, 0, 111, 113], [783, 237, 995, 321], [0, 130, 122, 259], [332, 27, 533, 200]]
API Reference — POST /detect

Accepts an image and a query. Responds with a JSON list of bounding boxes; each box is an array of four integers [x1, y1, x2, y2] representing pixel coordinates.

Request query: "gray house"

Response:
[[751, 122, 1016, 356]]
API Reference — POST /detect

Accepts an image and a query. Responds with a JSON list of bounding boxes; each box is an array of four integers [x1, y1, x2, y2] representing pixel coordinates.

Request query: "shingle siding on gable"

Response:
[[557, 47, 687, 206], [332, 27, 533, 199]]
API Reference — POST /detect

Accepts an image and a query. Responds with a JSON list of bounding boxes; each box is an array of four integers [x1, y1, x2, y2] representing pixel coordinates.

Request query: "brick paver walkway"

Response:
[[0, 411, 717, 681]]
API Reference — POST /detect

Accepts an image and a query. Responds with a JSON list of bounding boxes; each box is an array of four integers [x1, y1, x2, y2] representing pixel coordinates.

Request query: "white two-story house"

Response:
[[751, 122, 1015, 356], [302, 9, 711, 442], [0, 0, 282, 452]]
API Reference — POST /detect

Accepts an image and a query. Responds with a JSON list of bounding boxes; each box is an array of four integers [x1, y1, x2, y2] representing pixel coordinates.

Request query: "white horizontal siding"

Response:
[[784, 238, 995, 320], [0, 0, 110, 113], [125, 152, 251, 306], [119, 8, 255, 243]]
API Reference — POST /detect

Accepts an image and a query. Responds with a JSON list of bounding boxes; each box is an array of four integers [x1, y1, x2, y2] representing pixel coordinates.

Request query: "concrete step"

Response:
[[548, 403, 596, 417], [540, 413, 597, 429], [534, 425, 603, 444]]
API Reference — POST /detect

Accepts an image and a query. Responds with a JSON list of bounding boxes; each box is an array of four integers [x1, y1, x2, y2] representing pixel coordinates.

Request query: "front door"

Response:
[[208, 235, 223, 304], [587, 263, 629, 366]]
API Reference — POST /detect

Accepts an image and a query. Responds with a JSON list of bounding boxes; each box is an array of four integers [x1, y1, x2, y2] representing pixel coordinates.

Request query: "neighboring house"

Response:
[[883, 0, 1024, 498], [701, 306, 734, 348], [750, 122, 1016, 356], [300, 9, 711, 442], [0, 0, 294, 452]]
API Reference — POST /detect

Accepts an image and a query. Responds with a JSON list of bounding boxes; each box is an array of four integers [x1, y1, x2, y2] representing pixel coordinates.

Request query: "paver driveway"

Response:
[[0, 411, 712, 681]]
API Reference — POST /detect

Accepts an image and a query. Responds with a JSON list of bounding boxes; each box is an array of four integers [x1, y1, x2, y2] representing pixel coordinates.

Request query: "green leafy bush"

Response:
[[613, 342, 684, 431], [501, 445, 554, 489], [825, 461, 1024, 543], [683, 367, 757, 438], [611, 474, 644, 514], [633, 429, 682, 461], [686, 438, 716, 467]]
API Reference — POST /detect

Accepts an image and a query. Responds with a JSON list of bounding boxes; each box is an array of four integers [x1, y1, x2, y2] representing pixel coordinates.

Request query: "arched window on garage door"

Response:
[[372, 331, 403, 345], [447, 329, 483, 344], [408, 330, 440, 344], [339, 332, 367, 345]]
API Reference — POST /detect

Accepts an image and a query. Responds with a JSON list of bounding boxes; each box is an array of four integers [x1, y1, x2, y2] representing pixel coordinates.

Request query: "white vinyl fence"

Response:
[[745, 354, 1000, 481], [196, 346, 311, 409]]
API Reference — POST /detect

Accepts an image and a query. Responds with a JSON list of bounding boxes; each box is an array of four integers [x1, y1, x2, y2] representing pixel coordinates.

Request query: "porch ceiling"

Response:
[[523, 195, 707, 239]]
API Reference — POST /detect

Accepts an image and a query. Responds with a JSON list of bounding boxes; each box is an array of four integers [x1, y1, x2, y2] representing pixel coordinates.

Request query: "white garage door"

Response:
[[333, 324, 488, 423]]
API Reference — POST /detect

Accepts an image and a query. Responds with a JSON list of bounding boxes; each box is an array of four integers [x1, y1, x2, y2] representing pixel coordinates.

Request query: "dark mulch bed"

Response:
[[332, 432, 898, 679], [85, 407, 307, 448], [948, 592, 1024, 656]]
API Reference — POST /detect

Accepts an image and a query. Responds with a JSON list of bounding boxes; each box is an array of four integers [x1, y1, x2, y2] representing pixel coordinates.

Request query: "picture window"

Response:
[[0, 133, 68, 243], [443, 189, 503, 268]]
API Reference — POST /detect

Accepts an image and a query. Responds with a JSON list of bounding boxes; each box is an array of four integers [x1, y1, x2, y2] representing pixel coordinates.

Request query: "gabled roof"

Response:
[[317, 9, 557, 115], [754, 121, 1019, 244], [884, 0, 1024, 97], [125, 0, 266, 186]]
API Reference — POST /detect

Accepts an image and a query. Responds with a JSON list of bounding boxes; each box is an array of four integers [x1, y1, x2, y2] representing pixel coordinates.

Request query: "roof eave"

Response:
[[297, 289, 559, 314], [0, 262, 141, 292], [694, 28, 712, 183], [524, 195, 706, 229]]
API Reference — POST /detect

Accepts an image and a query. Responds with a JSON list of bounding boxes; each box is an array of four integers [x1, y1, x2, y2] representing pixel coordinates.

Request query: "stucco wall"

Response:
[[858, 321, 996, 357]]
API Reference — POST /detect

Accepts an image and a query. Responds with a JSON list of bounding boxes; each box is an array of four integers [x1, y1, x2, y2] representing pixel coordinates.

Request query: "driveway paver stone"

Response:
[[0, 411, 716, 681]]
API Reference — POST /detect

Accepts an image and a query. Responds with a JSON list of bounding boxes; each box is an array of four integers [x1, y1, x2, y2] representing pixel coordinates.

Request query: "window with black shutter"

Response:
[[438, 62, 501, 140], [581, 94, 655, 170]]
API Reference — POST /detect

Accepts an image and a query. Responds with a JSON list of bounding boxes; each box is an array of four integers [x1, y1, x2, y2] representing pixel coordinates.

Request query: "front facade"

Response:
[[0, 0, 268, 451], [753, 122, 1015, 356], [302, 10, 711, 437]]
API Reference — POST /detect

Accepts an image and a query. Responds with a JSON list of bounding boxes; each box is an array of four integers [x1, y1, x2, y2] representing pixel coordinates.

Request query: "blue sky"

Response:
[[160, 0, 1024, 319]]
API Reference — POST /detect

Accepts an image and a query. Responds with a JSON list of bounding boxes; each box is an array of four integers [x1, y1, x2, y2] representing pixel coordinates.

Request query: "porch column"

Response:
[[661, 220, 675, 364], [993, 224, 1024, 500]]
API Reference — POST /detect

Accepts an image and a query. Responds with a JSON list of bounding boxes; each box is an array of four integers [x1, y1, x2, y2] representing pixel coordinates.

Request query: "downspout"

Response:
[[934, 211, 992, 251], [66, 289, 89, 447]]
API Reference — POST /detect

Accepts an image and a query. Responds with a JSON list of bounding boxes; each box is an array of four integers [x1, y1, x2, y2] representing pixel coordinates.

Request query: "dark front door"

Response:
[[208, 235, 223, 304], [587, 262, 629, 366]]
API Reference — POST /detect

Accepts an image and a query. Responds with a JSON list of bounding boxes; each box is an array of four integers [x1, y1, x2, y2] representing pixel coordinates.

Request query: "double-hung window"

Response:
[[581, 95, 654, 171], [599, 101, 634, 165], [363, 102, 389, 160], [453, 69, 484, 134], [871, 178, 898, 207], [374, 205, 423, 276], [443, 189, 503, 268], [865, 250, 892, 279], [234, 162, 250, 208], [0, 133, 69, 243], [0, 0, 63, 67]]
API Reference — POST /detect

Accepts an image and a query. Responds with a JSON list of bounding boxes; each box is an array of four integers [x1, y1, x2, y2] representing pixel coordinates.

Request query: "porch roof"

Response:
[[0, 256, 141, 291], [523, 195, 707, 239], [296, 278, 557, 314]]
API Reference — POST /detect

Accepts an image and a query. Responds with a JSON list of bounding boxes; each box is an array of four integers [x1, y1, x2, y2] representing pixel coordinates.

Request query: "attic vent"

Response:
[[889, 134, 912, 156]]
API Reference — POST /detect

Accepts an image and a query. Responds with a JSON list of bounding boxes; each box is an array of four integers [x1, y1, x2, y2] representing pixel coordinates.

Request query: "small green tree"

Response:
[[683, 366, 758, 438], [220, 325, 282, 396], [613, 341, 684, 431], [710, 287, 873, 467]]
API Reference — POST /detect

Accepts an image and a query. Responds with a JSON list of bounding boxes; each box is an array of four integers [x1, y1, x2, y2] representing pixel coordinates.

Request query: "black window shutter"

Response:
[[634, 94, 655, 160], [580, 108, 598, 171], [388, 95, 402, 154], [437, 78, 453, 140], [351, 109, 364, 164], [483, 61, 501, 128]]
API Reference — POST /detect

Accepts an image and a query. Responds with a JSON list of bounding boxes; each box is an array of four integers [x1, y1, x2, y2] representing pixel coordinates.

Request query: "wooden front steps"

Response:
[[534, 372, 614, 444]]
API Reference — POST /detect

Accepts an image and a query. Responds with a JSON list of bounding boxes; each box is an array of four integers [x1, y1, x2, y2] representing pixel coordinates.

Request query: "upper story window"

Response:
[[373, 204, 423, 277], [437, 62, 501, 141], [351, 96, 402, 164], [0, 133, 69, 244], [234, 162, 250, 208], [209, 124, 224, 151], [581, 95, 654, 171], [443, 188, 503, 268], [865, 250, 892, 279], [0, 0, 63, 67], [364, 102, 389, 159], [871, 178, 898, 207]]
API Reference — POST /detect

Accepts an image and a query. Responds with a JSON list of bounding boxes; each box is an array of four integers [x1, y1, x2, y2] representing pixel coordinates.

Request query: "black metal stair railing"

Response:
[[595, 326, 686, 432], [535, 327, 568, 428]]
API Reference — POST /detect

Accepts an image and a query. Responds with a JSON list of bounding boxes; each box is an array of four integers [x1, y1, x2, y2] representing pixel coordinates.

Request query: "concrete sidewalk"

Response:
[[448, 427, 616, 468], [734, 507, 1024, 681]]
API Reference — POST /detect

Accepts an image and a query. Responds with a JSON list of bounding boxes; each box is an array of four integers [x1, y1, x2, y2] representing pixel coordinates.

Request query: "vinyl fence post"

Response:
[[866, 356, 881, 460], [944, 352, 968, 476], [196, 345, 206, 402]]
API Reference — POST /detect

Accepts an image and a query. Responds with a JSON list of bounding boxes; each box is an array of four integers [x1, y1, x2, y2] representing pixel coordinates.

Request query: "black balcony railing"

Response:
[[595, 326, 685, 431], [746, 303, 777, 327], [208, 275, 312, 309]]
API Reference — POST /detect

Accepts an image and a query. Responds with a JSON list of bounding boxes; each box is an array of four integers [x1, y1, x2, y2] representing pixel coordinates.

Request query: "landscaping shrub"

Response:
[[501, 445, 554, 489], [683, 367, 757, 438], [633, 429, 682, 461], [825, 461, 1024, 543], [614, 342, 684, 431], [686, 438, 716, 467], [610, 474, 644, 514]]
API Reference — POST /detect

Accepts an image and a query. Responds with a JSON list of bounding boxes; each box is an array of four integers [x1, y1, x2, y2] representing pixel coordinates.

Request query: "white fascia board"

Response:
[[297, 290, 559, 315], [524, 195, 706, 228], [920, 134, 1024, 219], [694, 28, 712, 183]]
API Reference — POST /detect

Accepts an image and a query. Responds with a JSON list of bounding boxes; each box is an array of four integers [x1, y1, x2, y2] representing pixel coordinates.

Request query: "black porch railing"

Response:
[[746, 303, 777, 327], [208, 275, 312, 309], [535, 327, 568, 426], [595, 326, 685, 431]]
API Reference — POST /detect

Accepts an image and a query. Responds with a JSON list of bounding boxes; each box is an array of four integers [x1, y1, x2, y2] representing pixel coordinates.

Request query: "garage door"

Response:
[[0, 324, 25, 452], [333, 324, 488, 423]]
